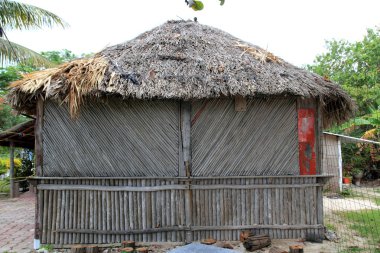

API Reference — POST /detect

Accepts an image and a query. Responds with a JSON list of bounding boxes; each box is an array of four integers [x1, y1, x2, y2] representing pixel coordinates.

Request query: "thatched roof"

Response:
[[8, 20, 354, 128]]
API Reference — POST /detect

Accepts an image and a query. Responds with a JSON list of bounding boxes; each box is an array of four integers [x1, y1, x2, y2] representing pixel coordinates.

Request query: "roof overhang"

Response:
[[0, 120, 35, 149]]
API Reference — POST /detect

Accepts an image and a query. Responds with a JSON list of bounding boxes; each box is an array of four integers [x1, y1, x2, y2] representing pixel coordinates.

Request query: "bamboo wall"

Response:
[[36, 176, 324, 246], [43, 100, 179, 177], [191, 99, 299, 176], [322, 134, 341, 192]]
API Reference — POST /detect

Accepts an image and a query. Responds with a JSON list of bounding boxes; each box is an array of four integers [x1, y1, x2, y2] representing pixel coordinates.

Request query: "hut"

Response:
[[8, 20, 354, 247]]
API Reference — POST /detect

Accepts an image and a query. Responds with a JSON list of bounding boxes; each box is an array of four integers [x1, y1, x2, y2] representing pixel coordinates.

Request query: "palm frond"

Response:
[[0, 37, 54, 67], [0, 0, 67, 31]]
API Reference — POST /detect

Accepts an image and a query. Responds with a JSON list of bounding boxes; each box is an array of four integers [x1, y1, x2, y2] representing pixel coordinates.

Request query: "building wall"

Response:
[[38, 98, 324, 244], [322, 134, 341, 192], [43, 99, 180, 177], [191, 98, 299, 176]]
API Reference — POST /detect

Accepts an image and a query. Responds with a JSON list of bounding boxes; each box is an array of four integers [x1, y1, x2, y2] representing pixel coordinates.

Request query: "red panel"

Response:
[[298, 109, 316, 175]]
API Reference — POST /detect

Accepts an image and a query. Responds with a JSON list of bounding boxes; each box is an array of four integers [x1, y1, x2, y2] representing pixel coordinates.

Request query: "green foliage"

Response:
[[0, 0, 67, 30], [340, 247, 377, 253], [309, 28, 380, 179], [186, 0, 225, 11], [0, 49, 79, 131], [0, 0, 67, 66], [308, 28, 380, 117], [0, 64, 33, 131], [341, 188, 354, 197], [325, 222, 337, 231], [16, 149, 34, 189], [40, 49, 77, 65], [0, 64, 35, 93], [0, 157, 22, 175], [191, 0, 204, 11], [0, 178, 10, 193], [0, 102, 27, 131], [40, 244, 54, 252]]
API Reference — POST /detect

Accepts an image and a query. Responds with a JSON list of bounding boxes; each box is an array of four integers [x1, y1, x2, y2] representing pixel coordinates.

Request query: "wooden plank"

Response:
[[35, 180, 326, 190], [31, 175, 331, 180], [56, 224, 323, 234], [37, 184, 188, 191]]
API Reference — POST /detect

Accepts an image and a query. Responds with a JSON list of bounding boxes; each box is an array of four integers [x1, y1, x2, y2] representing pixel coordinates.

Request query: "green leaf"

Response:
[[219, 0, 225, 6], [191, 0, 204, 11], [0, 0, 68, 31], [0, 38, 54, 67]]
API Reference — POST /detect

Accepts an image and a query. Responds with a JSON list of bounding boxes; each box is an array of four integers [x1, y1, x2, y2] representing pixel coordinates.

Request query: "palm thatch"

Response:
[[8, 20, 354, 128]]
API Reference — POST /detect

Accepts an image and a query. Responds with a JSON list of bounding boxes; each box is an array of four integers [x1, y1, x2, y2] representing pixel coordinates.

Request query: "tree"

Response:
[[41, 49, 77, 65], [308, 28, 380, 136], [0, 49, 78, 131], [308, 28, 380, 178], [0, 0, 67, 67]]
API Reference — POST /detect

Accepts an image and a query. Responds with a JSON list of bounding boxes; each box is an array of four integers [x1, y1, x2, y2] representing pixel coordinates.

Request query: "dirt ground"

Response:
[[143, 240, 338, 253], [42, 240, 337, 253]]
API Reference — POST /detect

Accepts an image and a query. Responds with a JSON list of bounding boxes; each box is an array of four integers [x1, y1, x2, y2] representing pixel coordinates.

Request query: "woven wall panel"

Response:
[[191, 98, 299, 176], [322, 134, 340, 192], [43, 100, 179, 177]]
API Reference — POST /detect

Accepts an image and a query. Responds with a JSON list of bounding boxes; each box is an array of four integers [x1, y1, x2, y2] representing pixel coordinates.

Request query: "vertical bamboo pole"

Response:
[[34, 97, 44, 248], [181, 101, 192, 243]]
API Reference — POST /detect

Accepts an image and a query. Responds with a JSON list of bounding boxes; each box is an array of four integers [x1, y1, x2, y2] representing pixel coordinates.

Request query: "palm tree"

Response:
[[0, 0, 67, 67]]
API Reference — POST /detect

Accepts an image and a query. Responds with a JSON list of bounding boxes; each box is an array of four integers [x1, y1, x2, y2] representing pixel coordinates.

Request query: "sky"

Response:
[[7, 0, 380, 67]]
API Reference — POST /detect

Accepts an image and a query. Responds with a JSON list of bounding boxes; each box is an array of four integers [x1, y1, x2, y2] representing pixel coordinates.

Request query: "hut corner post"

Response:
[[180, 101, 193, 243], [34, 97, 44, 249]]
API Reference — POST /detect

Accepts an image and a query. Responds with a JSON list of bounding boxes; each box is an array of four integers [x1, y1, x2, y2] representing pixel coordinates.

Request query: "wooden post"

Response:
[[85, 246, 99, 253], [35, 97, 44, 177], [181, 101, 193, 243], [71, 245, 86, 253], [337, 137, 343, 192], [289, 245, 304, 253], [9, 141, 15, 198], [34, 97, 44, 246]]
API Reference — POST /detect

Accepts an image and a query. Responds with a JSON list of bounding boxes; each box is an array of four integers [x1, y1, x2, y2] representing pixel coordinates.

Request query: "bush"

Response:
[[0, 157, 22, 175], [0, 179, 10, 193]]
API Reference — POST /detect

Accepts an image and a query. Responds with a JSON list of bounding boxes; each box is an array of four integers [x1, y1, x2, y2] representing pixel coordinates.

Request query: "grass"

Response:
[[340, 247, 380, 253], [374, 197, 380, 206], [325, 222, 337, 231], [339, 209, 380, 247]]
